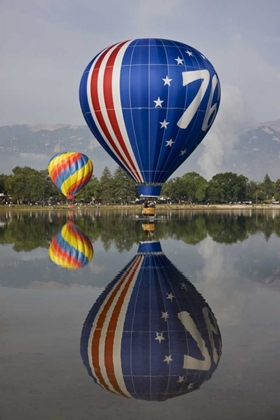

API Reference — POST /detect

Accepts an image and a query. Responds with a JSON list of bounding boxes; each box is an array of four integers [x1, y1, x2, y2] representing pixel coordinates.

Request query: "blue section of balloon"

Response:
[[81, 241, 222, 401], [79, 38, 221, 196]]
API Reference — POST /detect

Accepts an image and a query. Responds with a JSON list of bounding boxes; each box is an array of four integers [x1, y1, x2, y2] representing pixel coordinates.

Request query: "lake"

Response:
[[1, 208, 280, 420]]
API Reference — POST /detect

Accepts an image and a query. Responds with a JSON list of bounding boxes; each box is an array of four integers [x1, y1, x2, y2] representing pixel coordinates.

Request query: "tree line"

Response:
[[0, 165, 279, 204]]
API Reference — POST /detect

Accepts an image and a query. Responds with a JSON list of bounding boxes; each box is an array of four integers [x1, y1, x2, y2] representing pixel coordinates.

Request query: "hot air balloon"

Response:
[[48, 221, 93, 269], [81, 241, 222, 401], [48, 152, 93, 200], [79, 38, 220, 198]]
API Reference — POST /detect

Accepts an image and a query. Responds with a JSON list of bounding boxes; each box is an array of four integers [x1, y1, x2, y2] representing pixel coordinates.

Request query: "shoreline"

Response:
[[1, 204, 280, 212]]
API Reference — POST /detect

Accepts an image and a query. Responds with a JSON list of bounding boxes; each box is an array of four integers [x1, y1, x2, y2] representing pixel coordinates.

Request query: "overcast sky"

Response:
[[1, 0, 279, 127]]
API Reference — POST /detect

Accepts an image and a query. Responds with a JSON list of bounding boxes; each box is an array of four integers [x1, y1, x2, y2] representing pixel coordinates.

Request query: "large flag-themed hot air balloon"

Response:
[[81, 241, 221, 401], [49, 221, 93, 269], [48, 152, 93, 199], [79, 38, 220, 197]]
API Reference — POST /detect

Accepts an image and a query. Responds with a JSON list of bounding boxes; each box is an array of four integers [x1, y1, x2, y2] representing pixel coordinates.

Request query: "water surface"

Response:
[[1, 209, 280, 419]]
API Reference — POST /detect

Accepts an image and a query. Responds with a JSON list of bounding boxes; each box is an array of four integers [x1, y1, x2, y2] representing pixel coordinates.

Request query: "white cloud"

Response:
[[198, 84, 253, 179], [196, 238, 251, 327]]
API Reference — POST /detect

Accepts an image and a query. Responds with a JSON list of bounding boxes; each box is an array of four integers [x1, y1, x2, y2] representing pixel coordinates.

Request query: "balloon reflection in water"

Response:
[[48, 221, 93, 269], [81, 241, 221, 401]]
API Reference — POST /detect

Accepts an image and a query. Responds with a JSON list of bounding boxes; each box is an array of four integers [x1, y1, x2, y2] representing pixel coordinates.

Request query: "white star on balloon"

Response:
[[166, 139, 174, 147], [166, 292, 175, 302], [186, 50, 193, 56], [175, 57, 184, 65], [177, 376, 185, 383], [188, 383, 195, 390], [163, 355, 173, 365], [180, 149, 187, 156], [161, 311, 169, 321], [180, 282, 187, 290], [154, 97, 164, 107], [155, 332, 165, 343], [160, 120, 169, 129], [162, 76, 172, 86]]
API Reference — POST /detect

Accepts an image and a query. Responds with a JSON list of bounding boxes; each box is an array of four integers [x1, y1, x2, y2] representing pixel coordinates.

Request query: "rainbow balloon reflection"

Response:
[[49, 221, 93, 269], [81, 241, 221, 401]]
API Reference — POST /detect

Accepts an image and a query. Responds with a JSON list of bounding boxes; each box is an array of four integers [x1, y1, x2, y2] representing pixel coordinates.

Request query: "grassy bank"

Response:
[[1, 203, 280, 212]]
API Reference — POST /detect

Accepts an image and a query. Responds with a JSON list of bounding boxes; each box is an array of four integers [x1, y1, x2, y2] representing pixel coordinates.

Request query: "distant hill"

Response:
[[260, 118, 280, 133], [0, 120, 279, 180]]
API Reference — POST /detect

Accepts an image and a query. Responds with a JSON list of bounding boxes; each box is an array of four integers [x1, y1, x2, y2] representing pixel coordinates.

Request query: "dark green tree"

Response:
[[99, 166, 114, 203], [112, 167, 138, 203], [76, 176, 100, 201], [274, 179, 280, 201], [180, 172, 208, 202], [261, 174, 274, 200], [207, 172, 248, 202], [206, 180, 223, 203], [0, 174, 9, 195]]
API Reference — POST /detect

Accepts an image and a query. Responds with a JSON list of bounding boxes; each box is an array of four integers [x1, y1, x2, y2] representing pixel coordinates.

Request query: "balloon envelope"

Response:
[[80, 38, 220, 197], [49, 221, 93, 269], [48, 152, 93, 199], [81, 241, 221, 401]]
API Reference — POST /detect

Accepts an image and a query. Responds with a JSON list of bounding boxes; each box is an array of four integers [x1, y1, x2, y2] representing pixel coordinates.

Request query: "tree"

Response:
[[76, 176, 100, 201], [3, 166, 60, 203], [161, 177, 185, 201], [206, 180, 223, 203], [180, 172, 208, 202], [261, 174, 274, 200], [274, 179, 280, 201], [99, 167, 114, 203], [208, 172, 248, 202], [246, 180, 258, 201], [0, 174, 9, 195], [112, 167, 138, 203]]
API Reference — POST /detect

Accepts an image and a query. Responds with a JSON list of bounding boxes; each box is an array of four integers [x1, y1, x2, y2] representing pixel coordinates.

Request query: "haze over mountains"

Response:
[[0, 119, 279, 181]]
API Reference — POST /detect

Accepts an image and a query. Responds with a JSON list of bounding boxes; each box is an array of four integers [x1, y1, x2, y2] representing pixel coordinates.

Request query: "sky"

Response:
[[0, 0, 280, 177], [1, 0, 279, 126]]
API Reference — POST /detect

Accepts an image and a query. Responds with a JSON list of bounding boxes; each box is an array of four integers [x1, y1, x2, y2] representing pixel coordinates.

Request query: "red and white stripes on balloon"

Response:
[[86, 40, 143, 183]]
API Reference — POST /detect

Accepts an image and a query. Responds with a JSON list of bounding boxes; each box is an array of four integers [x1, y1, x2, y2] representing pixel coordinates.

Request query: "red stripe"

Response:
[[90, 255, 142, 396], [50, 235, 83, 268], [89, 43, 141, 182], [104, 47, 141, 181], [66, 221, 93, 249]]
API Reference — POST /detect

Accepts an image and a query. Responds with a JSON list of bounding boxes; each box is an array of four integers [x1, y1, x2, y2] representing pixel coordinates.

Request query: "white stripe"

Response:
[[87, 41, 142, 181], [87, 256, 142, 396], [112, 257, 143, 396], [112, 43, 143, 182]]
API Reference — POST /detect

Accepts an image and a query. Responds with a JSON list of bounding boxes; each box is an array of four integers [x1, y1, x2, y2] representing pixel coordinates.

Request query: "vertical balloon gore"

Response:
[[48, 152, 93, 199], [79, 38, 221, 197]]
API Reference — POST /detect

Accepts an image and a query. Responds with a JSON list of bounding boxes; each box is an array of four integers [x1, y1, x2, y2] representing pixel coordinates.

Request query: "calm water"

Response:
[[1, 209, 280, 420]]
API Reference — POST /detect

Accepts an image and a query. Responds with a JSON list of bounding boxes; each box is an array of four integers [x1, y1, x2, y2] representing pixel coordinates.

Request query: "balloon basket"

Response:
[[142, 223, 155, 232]]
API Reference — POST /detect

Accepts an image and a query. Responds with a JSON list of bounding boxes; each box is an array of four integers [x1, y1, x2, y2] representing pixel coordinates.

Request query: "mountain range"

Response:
[[0, 119, 279, 181]]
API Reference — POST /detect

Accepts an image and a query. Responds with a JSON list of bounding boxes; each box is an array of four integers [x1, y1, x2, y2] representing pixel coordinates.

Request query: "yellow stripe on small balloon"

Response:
[[48, 251, 78, 269], [61, 159, 93, 197], [61, 224, 93, 260]]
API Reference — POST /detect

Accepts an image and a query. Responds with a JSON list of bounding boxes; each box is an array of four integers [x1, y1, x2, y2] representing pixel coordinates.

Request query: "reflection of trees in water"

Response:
[[0, 211, 280, 252], [1, 211, 279, 291]]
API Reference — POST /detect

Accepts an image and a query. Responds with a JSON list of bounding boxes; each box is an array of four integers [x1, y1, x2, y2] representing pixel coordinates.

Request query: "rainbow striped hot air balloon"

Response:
[[81, 241, 221, 401], [48, 152, 93, 199], [48, 221, 94, 269]]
